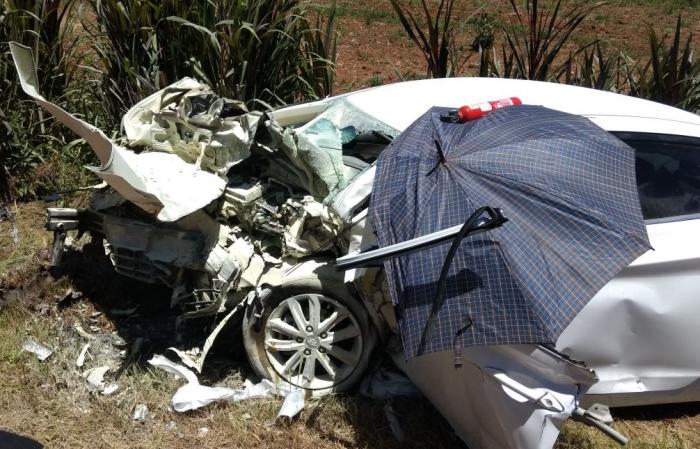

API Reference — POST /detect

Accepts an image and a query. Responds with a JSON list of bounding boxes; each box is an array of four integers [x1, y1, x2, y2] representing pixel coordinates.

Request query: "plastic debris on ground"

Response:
[[133, 404, 149, 422], [359, 362, 420, 399], [276, 389, 305, 424], [76, 343, 90, 368], [21, 338, 53, 361], [83, 366, 119, 396], [148, 355, 304, 419], [384, 402, 405, 443]]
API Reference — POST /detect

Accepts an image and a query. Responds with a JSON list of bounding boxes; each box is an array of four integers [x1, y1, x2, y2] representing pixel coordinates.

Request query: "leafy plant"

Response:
[[389, 0, 476, 77], [1, 0, 97, 200], [624, 15, 700, 112], [499, 0, 604, 80], [557, 42, 622, 91], [85, 0, 338, 128]]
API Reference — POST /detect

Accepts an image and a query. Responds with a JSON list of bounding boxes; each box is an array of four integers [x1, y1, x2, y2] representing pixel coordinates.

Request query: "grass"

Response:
[[1, 202, 700, 448]]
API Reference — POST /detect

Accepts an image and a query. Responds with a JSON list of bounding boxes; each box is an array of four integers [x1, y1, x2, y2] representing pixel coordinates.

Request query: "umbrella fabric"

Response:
[[370, 105, 651, 360]]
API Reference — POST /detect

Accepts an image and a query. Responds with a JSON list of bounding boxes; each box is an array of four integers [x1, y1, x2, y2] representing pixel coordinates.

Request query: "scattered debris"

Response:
[[276, 389, 305, 424], [21, 338, 53, 361], [0, 203, 19, 245], [58, 288, 83, 309], [359, 362, 420, 399], [110, 306, 138, 317], [111, 335, 128, 349], [168, 298, 248, 373], [102, 383, 119, 395], [84, 366, 119, 396], [197, 427, 209, 438], [33, 303, 51, 316], [148, 355, 302, 414], [76, 343, 90, 368], [384, 401, 405, 443], [73, 323, 94, 340], [133, 404, 148, 422]]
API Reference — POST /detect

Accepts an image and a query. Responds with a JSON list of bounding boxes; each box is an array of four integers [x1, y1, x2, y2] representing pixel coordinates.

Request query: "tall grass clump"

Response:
[[557, 42, 623, 91], [85, 0, 338, 128], [1, 0, 97, 200], [624, 15, 700, 113], [493, 0, 604, 80], [390, 0, 477, 77]]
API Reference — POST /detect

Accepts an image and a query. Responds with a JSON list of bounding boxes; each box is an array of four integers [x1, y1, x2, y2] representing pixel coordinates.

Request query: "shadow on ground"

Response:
[[0, 431, 43, 449], [49, 240, 251, 383]]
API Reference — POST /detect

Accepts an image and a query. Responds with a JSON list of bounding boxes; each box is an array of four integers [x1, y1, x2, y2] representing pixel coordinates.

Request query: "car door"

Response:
[[556, 132, 700, 407]]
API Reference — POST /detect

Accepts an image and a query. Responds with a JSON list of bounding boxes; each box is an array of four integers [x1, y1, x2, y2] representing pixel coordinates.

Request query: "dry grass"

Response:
[[1, 202, 699, 448]]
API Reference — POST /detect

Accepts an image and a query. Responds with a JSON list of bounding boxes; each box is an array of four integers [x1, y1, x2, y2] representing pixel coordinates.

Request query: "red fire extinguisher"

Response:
[[456, 97, 522, 122]]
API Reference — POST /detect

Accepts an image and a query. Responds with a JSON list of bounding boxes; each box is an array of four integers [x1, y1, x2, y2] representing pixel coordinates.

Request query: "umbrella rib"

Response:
[[451, 165, 630, 238]]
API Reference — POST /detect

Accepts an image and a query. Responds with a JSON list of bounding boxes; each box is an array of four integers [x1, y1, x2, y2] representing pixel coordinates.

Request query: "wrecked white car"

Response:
[[11, 40, 700, 448]]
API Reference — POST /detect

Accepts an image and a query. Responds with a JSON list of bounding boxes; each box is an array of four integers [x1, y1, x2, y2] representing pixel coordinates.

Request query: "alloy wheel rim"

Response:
[[264, 294, 363, 390]]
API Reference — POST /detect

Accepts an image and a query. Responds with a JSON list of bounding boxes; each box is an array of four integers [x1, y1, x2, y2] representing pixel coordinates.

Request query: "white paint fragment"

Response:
[[76, 343, 90, 368], [21, 338, 53, 361]]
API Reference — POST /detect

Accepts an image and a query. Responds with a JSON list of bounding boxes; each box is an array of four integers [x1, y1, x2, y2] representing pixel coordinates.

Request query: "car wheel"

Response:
[[242, 274, 374, 395]]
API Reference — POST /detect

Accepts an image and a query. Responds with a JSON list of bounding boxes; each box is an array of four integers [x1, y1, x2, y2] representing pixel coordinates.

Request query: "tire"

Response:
[[242, 265, 375, 396]]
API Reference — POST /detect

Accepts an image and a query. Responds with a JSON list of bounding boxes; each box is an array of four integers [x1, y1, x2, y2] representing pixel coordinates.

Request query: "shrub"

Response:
[[493, 0, 603, 80], [1, 0, 97, 200], [389, 0, 477, 78], [85, 0, 338, 128], [625, 15, 700, 113]]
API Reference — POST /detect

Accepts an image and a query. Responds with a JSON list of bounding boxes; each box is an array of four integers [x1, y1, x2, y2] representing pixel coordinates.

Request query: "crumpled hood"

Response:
[[10, 42, 225, 222]]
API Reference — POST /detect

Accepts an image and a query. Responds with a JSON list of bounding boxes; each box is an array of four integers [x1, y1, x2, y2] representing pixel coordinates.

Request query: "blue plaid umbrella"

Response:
[[370, 105, 651, 361]]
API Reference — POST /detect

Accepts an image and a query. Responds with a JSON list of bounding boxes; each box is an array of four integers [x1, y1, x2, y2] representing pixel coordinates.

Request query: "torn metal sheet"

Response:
[[21, 338, 53, 361], [399, 345, 597, 449], [10, 42, 225, 222], [148, 355, 302, 413], [123, 78, 262, 176], [168, 295, 249, 373]]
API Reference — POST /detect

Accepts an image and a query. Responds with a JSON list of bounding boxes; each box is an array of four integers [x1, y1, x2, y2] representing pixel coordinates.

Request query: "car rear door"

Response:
[[556, 132, 700, 406]]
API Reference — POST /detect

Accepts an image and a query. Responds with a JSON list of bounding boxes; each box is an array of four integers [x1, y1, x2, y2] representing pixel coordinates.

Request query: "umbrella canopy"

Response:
[[370, 105, 651, 360]]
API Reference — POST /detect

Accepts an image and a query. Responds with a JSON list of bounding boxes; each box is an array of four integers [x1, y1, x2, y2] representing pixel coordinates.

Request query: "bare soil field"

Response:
[[329, 0, 700, 92], [2, 1, 700, 448]]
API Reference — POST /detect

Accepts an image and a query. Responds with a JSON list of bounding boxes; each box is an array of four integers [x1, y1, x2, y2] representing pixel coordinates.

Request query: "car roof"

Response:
[[343, 78, 700, 138]]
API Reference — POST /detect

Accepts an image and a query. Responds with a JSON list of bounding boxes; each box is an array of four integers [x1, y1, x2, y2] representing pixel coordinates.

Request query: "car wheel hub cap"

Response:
[[264, 294, 363, 390]]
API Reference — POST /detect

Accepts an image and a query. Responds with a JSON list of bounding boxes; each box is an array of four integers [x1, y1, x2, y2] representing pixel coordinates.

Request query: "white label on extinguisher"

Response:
[[494, 98, 514, 108], [479, 102, 493, 112]]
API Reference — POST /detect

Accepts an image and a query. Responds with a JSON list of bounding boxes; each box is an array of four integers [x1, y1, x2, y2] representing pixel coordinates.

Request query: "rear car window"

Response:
[[616, 133, 700, 221]]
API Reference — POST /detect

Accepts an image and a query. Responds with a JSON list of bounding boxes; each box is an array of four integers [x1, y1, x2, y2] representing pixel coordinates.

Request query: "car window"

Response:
[[615, 133, 700, 221]]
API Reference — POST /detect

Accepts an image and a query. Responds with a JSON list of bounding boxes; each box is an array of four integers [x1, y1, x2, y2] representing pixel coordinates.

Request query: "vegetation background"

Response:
[[1, 1, 700, 448]]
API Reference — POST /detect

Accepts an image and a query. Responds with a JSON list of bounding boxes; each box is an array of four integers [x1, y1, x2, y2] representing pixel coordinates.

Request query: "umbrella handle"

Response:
[[417, 207, 505, 356], [334, 207, 507, 270]]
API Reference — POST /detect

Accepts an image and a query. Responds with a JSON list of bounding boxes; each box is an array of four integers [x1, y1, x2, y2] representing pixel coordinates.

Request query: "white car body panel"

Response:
[[314, 78, 700, 407]]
